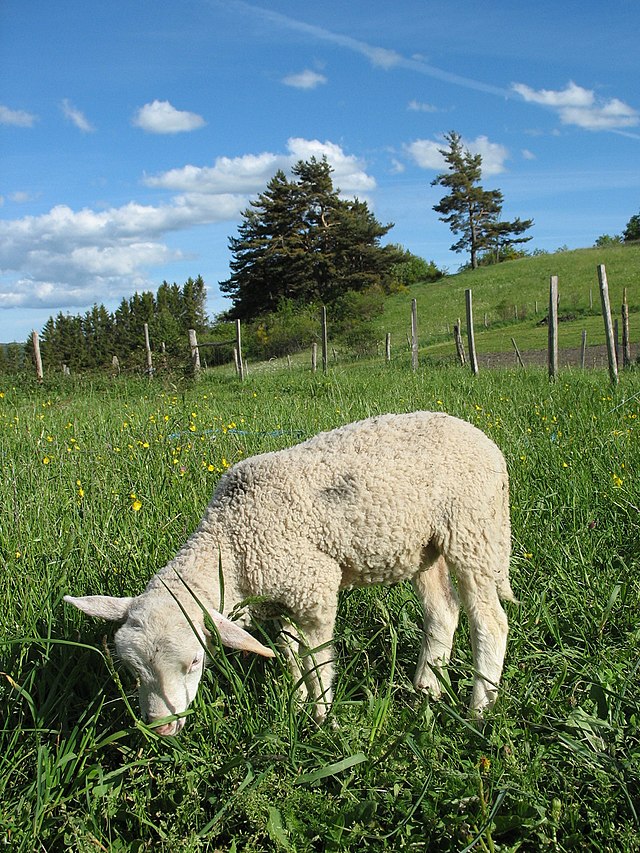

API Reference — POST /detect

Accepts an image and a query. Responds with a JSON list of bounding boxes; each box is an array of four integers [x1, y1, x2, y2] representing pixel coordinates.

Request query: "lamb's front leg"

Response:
[[278, 619, 308, 701], [297, 607, 338, 724]]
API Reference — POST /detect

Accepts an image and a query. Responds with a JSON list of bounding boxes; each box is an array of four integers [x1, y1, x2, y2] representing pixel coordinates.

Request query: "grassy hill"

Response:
[[375, 244, 640, 360]]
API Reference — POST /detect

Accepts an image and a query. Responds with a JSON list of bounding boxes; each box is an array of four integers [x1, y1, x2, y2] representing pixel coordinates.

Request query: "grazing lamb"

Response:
[[65, 411, 514, 736]]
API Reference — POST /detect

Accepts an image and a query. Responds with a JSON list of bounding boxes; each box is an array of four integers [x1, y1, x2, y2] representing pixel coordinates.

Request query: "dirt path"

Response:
[[478, 343, 638, 370]]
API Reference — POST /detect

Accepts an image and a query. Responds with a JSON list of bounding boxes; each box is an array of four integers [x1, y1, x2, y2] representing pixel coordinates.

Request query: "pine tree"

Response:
[[432, 131, 532, 269], [220, 157, 400, 321]]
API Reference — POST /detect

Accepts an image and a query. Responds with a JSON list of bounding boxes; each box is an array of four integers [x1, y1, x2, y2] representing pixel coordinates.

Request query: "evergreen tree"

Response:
[[181, 275, 208, 334], [432, 131, 532, 269], [623, 211, 640, 243], [220, 157, 400, 321], [82, 304, 114, 368]]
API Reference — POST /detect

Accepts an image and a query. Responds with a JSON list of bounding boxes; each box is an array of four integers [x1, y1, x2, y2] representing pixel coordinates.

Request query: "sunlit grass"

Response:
[[1, 364, 640, 850]]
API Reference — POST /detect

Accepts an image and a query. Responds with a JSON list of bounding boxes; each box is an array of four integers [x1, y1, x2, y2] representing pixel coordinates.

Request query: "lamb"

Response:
[[65, 411, 515, 736]]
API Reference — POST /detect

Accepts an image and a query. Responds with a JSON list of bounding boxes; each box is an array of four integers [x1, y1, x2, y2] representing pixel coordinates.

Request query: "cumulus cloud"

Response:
[[512, 81, 639, 131], [282, 69, 327, 89], [61, 99, 95, 133], [145, 137, 376, 196], [0, 104, 37, 127], [406, 134, 509, 177], [0, 138, 374, 311], [132, 100, 206, 134]]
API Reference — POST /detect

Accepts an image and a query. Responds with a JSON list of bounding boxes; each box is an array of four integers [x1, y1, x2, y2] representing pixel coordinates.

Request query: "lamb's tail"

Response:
[[497, 575, 519, 605]]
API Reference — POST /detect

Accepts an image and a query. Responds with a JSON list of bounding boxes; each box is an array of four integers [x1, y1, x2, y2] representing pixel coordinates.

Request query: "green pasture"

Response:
[[378, 244, 640, 359], [1, 361, 639, 851]]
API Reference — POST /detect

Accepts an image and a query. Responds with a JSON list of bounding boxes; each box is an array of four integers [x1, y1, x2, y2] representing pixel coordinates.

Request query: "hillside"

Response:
[[376, 244, 640, 362]]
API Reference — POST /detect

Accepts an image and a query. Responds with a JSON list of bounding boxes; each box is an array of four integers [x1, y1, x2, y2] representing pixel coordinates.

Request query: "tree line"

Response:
[[32, 277, 208, 372]]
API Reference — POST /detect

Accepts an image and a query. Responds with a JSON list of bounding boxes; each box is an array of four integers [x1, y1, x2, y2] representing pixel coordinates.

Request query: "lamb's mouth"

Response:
[[149, 717, 186, 737]]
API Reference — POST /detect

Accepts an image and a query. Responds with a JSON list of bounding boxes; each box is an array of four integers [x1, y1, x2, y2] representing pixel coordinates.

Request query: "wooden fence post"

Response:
[[385, 332, 391, 363], [511, 337, 524, 368], [188, 329, 201, 373], [580, 330, 587, 369], [453, 319, 466, 366], [597, 264, 618, 385], [321, 307, 328, 373], [32, 330, 43, 383], [548, 276, 558, 381], [235, 320, 244, 380], [143, 323, 153, 377], [622, 288, 631, 368], [311, 342, 318, 373], [410, 298, 419, 371], [465, 289, 478, 376]]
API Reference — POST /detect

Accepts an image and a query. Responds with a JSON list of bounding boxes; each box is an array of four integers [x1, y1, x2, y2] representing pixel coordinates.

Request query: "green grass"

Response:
[[377, 244, 640, 359], [1, 363, 640, 851]]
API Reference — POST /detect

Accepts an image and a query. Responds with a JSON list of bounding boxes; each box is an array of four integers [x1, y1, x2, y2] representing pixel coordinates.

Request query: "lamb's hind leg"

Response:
[[456, 572, 509, 714], [412, 554, 460, 699]]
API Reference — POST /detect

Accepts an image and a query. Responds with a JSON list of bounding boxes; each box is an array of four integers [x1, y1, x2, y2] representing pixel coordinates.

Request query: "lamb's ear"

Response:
[[206, 611, 276, 658], [64, 594, 134, 622]]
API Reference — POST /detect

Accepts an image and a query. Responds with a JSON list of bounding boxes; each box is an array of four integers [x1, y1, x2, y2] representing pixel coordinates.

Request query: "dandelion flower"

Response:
[[43, 456, 51, 465]]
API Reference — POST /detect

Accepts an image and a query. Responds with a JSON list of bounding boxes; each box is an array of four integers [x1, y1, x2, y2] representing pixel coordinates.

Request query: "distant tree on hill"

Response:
[[220, 157, 403, 321], [623, 210, 640, 243], [594, 234, 623, 248], [431, 131, 533, 269]]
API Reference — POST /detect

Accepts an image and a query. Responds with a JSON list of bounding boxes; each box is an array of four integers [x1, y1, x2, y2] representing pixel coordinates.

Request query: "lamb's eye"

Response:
[[187, 656, 202, 674]]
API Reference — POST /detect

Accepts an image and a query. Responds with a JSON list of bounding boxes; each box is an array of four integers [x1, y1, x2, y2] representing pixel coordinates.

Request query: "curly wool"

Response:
[[198, 411, 513, 610]]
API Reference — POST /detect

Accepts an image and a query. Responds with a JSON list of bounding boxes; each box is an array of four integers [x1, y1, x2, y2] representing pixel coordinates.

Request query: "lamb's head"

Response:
[[64, 591, 275, 736]]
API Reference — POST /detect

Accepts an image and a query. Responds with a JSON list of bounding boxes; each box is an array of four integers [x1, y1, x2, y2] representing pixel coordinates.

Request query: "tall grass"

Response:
[[1, 363, 639, 851]]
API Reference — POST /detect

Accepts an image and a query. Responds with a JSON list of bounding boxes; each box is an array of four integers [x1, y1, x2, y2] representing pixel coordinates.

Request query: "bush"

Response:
[[244, 300, 320, 360], [389, 246, 444, 286]]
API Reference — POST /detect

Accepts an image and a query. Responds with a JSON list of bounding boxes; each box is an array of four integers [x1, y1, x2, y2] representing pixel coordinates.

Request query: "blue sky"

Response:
[[1, 0, 638, 342]]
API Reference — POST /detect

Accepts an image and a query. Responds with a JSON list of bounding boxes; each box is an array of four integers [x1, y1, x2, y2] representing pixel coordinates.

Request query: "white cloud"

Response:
[[406, 134, 509, 177], [282, 69, 327, 89], [145, 137, 376, 196], [522, 149, 536, 161], [0, 104, 37, 127], [132, 100, 206, 134], [408, 99, 438, 113], [61, 99, 95, 133], [0, 138, 374, 311], [512, 81, 639, 131]]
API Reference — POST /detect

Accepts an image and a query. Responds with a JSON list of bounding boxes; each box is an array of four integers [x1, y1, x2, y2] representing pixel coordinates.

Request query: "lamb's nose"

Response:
[[150, 720, 178, 736]]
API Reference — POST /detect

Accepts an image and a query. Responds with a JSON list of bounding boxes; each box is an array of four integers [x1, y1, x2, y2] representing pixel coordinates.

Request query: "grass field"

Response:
[[377, 244, 640, 360], [2, 360, 640, 851]]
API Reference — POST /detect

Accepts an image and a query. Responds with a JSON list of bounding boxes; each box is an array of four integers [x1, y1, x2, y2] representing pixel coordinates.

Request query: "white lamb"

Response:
[[65, 411, 515, 736]]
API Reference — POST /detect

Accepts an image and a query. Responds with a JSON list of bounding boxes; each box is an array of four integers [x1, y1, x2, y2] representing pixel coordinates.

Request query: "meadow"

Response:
[[1, 359, 639, 852]]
